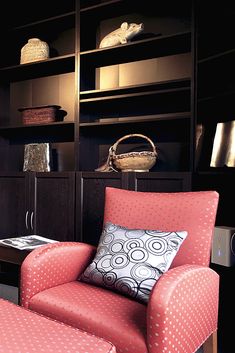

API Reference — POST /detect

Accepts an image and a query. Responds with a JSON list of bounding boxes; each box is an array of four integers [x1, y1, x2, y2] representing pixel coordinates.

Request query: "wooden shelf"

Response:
[[0, 55, 75, 81], [80, 32, 191, 67], [198, 48, 235, 64], [80, 111, 191, 126], [11, 11, 76, 32], [80, 78, 190, 99], [80, 0, 190, 19], [80, 86, 190, 116], [0, 121, 74, 143]]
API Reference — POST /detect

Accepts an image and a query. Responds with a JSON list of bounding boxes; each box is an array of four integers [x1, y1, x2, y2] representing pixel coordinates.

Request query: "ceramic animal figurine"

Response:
[[99, 22, 144, 48]]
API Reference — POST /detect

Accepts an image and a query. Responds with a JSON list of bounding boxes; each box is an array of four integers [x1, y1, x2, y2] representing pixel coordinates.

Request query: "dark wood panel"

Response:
[[128, 172, 192, 192], [33, 172, 75, 241], [0, 173, 28, 239], [0, 172, 75, 242], [0, 122, 74, 142], [0, 262, 20, 287], [76, 172, 128, 246], [76, 171, 192, 246], [0, 245, 30, 265], [210, 263, 235, 353], [193, 172, 235, 226]]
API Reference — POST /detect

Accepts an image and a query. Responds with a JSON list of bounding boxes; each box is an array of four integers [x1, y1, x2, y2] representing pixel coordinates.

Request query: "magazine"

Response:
[[0, 235, 57, 250]]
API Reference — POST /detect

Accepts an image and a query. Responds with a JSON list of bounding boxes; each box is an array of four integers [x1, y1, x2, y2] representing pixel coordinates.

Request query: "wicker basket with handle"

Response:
[[109, 133, 157, 172]]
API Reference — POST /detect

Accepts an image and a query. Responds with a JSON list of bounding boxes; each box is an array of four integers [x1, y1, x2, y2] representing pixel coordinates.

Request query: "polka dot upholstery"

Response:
[[28, 281, 147, 353], [147, 264, 219, 353], [0, 298, 116, 353], [104, 188, 219, 267], [21, 241, 96, 308], [20, 187, 220, 353]]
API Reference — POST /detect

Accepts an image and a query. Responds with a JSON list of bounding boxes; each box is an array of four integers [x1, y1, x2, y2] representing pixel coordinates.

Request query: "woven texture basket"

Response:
[[20, 38, 49, 64], [110, 134, 157, 172], [19, 105, 61, 125]]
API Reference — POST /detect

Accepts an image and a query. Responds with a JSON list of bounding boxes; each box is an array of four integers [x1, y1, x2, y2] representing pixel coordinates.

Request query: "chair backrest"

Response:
[[103, 187, 219, 267]]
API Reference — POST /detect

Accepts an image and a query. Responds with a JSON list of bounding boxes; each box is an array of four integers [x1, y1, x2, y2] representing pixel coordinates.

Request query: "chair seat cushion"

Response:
[[28, 281, 147, 353]]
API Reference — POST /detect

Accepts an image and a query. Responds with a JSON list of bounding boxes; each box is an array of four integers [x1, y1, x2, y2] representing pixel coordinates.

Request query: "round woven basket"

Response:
[[110, 134, 157, 172], [20, 38, 49, 64]]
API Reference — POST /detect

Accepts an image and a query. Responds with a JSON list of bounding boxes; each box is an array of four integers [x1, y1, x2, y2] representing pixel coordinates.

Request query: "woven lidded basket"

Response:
[[110, 134, 157, 172], [19, 105, 61, 125], [20, 38, 49, 64]]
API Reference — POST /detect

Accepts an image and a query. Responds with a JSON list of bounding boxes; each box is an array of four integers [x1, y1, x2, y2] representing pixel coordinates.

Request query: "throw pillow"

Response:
[[80, 222, 187, 303]]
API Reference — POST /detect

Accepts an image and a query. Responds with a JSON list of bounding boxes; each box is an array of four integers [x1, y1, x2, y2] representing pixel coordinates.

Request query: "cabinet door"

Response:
[[76, 172, 128, 246], [31, 172, 75, 241], [0, 173, 29, 239], [128, 172, 192, 192]]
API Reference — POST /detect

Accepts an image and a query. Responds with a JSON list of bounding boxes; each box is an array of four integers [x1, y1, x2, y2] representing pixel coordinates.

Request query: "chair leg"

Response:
[[202, 331, 217, 353]]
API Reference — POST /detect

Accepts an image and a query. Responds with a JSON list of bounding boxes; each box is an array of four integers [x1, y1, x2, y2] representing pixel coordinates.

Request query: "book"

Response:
[[0, 235, 57, 250]]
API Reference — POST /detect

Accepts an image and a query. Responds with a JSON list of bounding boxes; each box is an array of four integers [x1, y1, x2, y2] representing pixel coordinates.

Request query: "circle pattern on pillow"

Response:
[[80, 222, 187, 303]]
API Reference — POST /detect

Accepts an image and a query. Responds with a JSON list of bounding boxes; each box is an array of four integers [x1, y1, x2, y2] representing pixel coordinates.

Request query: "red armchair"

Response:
[[20, 187, 219, 353]]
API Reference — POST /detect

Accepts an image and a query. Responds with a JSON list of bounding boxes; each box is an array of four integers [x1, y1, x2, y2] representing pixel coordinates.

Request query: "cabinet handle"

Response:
[[30, 211, 34, 231], [25, 211, 29, 229]]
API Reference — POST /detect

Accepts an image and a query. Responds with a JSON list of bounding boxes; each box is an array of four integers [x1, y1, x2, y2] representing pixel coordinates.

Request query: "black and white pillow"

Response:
[[80, 222, 187, 303]]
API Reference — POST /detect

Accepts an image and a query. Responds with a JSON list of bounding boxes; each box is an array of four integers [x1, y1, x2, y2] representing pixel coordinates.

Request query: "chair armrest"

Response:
[[20, 242, 96, 308], [147, 264, 219, 353]]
